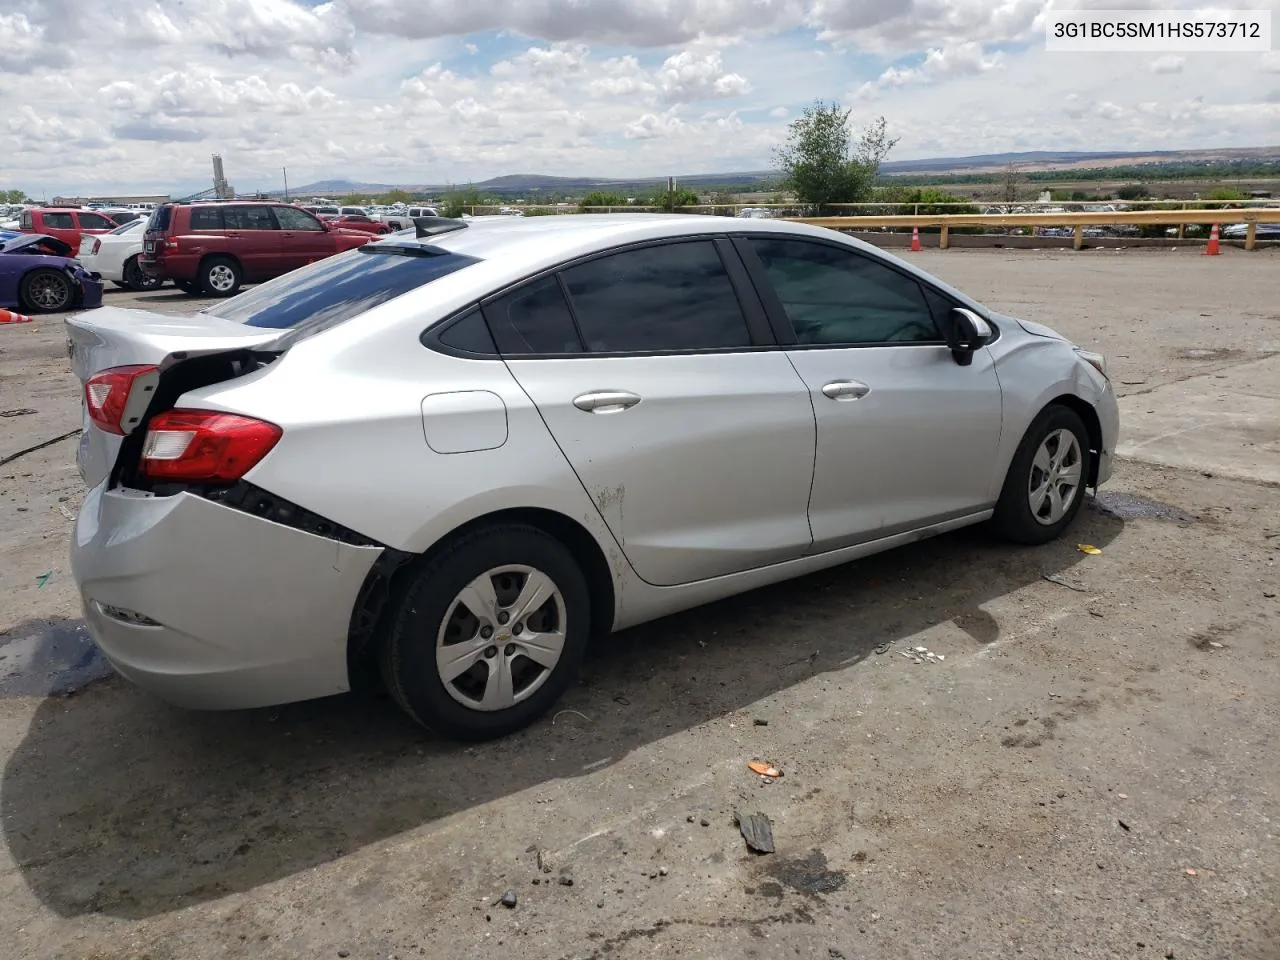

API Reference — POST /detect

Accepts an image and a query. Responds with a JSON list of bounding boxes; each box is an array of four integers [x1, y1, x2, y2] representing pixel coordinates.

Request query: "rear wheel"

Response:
[[199, 256, 241, 297], [381, 524, 591, 740], [123, 255, 163, 292], [991, 404, 1092, 544], [19, 268, 73, 313]]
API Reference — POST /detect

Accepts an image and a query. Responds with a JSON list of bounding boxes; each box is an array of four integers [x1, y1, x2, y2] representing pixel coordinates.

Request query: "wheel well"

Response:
[[346, 508, 616, 679], [1047, 394, 1103, 486], [197, 252, 240, 275]]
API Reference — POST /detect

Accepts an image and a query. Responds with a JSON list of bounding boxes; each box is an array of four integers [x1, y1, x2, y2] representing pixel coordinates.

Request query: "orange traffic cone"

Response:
[[1204, 222, 1220, 256], [910, 226, 922, 252], [0, 308, 34, 325]]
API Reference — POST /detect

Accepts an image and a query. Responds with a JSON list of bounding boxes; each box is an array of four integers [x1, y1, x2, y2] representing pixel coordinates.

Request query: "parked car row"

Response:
[[139, 201, 374, 296]]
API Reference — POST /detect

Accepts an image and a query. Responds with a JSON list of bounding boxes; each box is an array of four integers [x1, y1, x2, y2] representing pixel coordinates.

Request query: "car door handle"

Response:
[[821, 380, 871, 401], [573, 391, 642, 413]]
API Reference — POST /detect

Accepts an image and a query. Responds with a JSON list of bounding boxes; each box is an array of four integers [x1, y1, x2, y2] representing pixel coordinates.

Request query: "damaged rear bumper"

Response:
[[71, 483, 382, 710]]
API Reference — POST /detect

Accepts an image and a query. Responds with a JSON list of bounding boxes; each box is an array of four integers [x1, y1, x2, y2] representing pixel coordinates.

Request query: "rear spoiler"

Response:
[[414, 216, 468, 239]]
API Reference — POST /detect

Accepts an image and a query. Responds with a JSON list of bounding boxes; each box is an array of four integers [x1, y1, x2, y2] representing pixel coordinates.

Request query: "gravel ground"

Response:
[[0, 248, 1277, 960]]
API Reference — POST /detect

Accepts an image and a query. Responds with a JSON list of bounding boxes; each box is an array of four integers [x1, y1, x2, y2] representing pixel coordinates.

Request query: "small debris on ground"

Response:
[[1077, 544, 1103, 555], [557, 868, 574, 887], [499, 890, 518, 909], [700, 818, 710, 827], [551, 709, 590, 725], [748, 761, 783, 779], [1043, 572, 1088, 592], [1118, 819, 1131, 832], [34, 570, 52, 588], [1264, 591, 1276, 599], [898, 646, 944, 664], [753, 718, 768, 726], [736, 810, 775, 854], [658, 866, 668, 877], [0, 408, 36, 418], [1184, 868, 1198, 877], [873, 641, 893, 655]]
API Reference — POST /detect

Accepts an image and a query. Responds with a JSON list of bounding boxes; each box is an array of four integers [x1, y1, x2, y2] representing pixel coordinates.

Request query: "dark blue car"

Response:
[[0, 232, 103, 313]]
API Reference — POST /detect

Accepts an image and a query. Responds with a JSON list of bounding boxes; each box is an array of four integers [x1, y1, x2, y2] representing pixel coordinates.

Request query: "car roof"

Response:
[[400, 213, 836, 268]]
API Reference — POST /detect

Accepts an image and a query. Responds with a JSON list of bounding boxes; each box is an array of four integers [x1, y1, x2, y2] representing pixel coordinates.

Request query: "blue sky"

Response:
[[1, 0, 1278, 196]]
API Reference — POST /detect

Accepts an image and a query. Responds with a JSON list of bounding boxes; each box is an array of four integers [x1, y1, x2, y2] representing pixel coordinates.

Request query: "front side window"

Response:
[[483, 275, 583, 355], [274, 207, 324, 231], [223, 205, 277, 230], [42, 213, 75, 229], [749, 238, 940, 345], [78, 213, 116, 230], [559, 241, 752, 353]]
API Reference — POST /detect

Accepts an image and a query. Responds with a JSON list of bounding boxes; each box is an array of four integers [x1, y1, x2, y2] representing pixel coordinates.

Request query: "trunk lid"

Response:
[[65, 306, 282, 488]]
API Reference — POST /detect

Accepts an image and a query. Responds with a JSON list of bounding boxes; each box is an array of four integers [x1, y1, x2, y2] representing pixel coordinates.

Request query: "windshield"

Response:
[[203, 244, 482, 331]]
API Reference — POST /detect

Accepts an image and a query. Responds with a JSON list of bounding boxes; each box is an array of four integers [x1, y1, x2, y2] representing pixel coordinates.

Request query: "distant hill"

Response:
[[274, 146, 1280, 198]]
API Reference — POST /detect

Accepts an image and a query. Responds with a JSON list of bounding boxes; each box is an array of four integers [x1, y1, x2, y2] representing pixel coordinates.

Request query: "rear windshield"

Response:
[[204, 244, 482, 331], [148, 205, 173, 232]]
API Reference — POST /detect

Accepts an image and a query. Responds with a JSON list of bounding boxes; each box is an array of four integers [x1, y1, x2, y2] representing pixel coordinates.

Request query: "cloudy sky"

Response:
[[2, 0, 1278, 197]]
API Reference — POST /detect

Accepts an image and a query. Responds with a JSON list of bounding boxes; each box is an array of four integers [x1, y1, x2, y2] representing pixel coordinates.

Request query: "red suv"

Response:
[[140, 201, 371, 296], [20, 208, 122, 247]]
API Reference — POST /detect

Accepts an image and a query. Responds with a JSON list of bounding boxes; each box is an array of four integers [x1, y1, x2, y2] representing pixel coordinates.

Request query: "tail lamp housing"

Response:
[[141, 410, 282, 483], [84, 364, 158, 435]]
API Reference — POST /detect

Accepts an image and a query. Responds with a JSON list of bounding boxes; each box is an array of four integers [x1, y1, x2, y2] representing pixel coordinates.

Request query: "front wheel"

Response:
[[381, 525, 591, 740], [991, 405, 1092, 545], [19, 268, 73, 313]]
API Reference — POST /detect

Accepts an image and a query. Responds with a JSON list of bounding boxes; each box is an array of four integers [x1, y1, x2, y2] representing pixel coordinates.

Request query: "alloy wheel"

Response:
[[1028, 428, 1083, 525]]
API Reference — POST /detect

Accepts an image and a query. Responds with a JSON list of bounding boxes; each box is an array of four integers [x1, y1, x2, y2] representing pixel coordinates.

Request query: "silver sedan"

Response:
[[67, 214, 1118, 739]]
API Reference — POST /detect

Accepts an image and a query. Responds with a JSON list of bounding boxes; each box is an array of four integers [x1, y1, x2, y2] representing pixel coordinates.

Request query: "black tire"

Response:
[[174, 279, 198, 294], [123, 255, 163, 292], [198, 256, 242, 297], [992, 404, 1092, 545], [111, 280, 129, 290], [19, 268, 73, 313], [381, 524, 591, 740]]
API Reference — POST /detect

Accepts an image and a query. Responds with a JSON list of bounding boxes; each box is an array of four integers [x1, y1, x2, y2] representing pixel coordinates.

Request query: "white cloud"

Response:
[[1, 0, 1278, 196], [1150, 55, 1185, 74]]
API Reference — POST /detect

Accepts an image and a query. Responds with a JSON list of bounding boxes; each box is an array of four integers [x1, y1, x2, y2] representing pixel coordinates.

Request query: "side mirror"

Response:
[[948, 307, 992, 366]]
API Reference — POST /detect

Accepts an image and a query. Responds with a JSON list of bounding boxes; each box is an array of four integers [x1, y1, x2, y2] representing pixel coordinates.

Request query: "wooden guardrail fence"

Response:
[[789, 208, 1280, 251]]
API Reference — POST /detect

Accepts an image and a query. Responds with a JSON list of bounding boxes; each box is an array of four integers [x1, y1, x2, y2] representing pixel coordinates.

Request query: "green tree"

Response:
[[650, 186, 700, 212], [773, 101, 897, 211], [579, 191, 627, 211], [380, 188, 413, 204], [2, 188, 26, 204], [1115, 184, 1149, 201], [441, 185, 482, 218]]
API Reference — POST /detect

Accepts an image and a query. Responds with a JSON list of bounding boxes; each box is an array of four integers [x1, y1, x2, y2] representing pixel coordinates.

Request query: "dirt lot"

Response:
[[1, 249, 1278, 960]]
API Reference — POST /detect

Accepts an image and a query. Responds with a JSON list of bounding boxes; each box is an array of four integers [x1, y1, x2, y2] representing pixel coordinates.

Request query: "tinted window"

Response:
[[223, 205, 277, 230], [749, 238, 939, 344], [205, 245, 482, 330], [109, 220, 143, 235], [434, 308, 498, 357], [483, 275, 582, 355], [148, 205, 173, 231], [560, 241, 752, 353], [274, 206, 324, 231], [189, 206, 223, 230], [43, 213, 75, 229], [78, 213, 116, 229], [19, 212, 32, 229]]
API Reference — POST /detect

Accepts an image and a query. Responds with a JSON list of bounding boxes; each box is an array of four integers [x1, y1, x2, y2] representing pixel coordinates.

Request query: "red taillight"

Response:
[[164, 238, 179, 251], [87, 238, 101, 255], [85, 364, 158, 435], [140, 410, 282, 483]]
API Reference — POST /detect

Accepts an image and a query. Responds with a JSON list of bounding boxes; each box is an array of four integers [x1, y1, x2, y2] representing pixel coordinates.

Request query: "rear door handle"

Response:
[[573, 391, 642, 413], [821, 380, 871, 401]]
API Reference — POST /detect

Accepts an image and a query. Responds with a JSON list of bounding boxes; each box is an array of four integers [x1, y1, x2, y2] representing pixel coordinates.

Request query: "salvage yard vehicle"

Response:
[[77, 219, 162, 292], [66, 214, 1118, 740], [19, 207, 122, 248], [139, 201, 371, 296], [1, 232, 103, 313]]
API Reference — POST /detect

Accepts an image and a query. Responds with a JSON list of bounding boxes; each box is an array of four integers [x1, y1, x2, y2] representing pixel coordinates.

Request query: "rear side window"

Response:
[[205, 245, 482, 331], [19, 212, 32, 229], [223, 206, 277, 230], [559, 241, 752, 353], [43, 212, 75, 229], [483, 275, 583, 355], [190, 207, 223, 230]]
